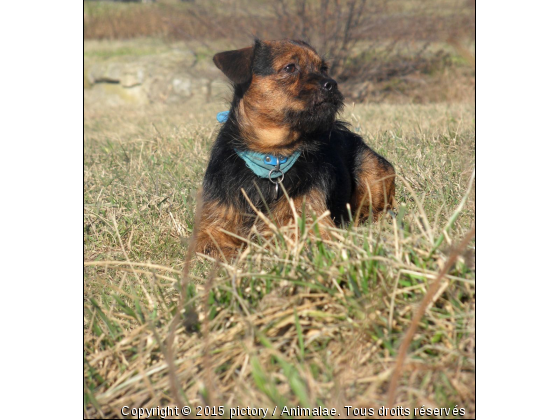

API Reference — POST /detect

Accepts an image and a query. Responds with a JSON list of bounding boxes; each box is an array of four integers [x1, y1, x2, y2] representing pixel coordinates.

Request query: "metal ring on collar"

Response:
[[268, 169, 284, 183]]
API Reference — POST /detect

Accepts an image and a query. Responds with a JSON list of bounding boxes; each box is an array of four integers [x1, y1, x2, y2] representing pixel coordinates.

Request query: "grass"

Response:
[[84, 97, 474, 418], [84, 0, 474, 42]]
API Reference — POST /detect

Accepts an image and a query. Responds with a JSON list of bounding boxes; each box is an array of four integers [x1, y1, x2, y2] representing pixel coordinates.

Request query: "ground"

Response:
[[84, 2, 475, 415], [84, 94, 475, 418]]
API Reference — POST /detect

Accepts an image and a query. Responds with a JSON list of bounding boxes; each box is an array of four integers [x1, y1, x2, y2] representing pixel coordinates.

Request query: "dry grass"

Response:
[[83, 1, 474, 43], [84, 98, 475, 418]]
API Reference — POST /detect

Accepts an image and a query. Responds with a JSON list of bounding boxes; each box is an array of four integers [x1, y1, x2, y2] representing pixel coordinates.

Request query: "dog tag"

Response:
[[268, 159, 285, 200]]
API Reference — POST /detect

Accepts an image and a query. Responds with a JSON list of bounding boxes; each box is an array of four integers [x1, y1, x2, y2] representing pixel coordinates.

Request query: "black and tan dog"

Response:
[[196, 39, 395, 258]]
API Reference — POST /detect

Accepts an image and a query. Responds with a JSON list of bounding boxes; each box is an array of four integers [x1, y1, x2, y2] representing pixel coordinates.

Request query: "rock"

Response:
[[90, 83, 149, 105], [84, 44, 225, 106], [87, 61, 145, 87], [121, 69, 144, 88], [172, 77, 192, 96]]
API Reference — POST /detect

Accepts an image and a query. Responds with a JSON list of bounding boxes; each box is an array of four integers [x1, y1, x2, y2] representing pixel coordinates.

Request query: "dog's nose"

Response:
[[322, 78, 337, 92]]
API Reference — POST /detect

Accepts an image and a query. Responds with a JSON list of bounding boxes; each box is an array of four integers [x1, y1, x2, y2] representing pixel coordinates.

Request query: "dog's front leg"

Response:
[[195, 200, 248, 259], [271, 189, 336, 242], [351, 148, 396, 223]]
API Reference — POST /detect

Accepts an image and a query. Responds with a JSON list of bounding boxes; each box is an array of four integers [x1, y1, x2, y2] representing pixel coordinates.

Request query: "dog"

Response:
[[195, 39, 395, 258]]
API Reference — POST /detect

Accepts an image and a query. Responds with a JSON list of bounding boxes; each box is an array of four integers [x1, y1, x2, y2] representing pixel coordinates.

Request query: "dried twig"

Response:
[[163, 189, 204, 408], [386, 226, 475, 407]]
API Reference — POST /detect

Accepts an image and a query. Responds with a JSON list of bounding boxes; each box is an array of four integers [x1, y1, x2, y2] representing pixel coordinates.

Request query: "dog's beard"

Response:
[[284, 92, 344, 135]]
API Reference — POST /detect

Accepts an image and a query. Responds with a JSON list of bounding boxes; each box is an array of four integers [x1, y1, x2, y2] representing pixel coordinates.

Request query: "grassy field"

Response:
[[84, 92, 475, 417]]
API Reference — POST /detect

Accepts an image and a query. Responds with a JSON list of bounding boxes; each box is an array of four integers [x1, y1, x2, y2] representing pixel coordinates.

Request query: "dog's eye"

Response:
[[320, 66, 329, 74], [283, 64, 297, 73]]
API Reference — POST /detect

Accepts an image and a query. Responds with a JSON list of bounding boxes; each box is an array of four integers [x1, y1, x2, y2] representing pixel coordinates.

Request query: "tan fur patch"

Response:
[[196, 200, 252, 259], [351, 150, 396, 222], [238, 97, 298, 154], [268, 41, 323, 73], [271, 188, 335, 241]]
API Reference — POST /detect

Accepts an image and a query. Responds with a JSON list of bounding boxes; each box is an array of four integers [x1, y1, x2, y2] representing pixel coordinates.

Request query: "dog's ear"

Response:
[[213, 46, 254, 85]]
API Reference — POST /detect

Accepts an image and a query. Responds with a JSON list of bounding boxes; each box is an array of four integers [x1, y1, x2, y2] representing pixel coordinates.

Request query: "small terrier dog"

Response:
[[196, 39, 395, 258]]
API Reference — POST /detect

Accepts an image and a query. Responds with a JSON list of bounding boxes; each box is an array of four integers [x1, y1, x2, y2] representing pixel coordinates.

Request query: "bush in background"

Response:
[[84, 0, 475, 103]]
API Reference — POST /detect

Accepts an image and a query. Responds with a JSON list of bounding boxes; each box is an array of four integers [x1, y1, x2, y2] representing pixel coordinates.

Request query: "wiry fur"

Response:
[[196, 39, 396, 258]]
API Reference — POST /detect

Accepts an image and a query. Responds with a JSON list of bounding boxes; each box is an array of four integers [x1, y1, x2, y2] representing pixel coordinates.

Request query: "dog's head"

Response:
[[213, 39, 344, 152]]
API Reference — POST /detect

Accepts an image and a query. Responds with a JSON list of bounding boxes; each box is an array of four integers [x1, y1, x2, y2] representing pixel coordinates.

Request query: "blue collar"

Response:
[[217, 112, 301, 179], [235, 149, 302, 179]]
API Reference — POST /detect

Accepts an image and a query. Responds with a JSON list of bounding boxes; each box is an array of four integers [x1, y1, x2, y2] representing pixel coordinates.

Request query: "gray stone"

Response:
[[87, 62, 145, 87], [84, 45, 225, 105], [172, 77, 192, 96]]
